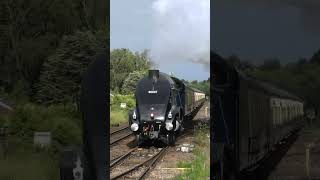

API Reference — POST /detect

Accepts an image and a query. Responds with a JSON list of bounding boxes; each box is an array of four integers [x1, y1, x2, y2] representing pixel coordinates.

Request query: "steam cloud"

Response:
[[223, 0, 320, 34], [151, 0, 210, 71]]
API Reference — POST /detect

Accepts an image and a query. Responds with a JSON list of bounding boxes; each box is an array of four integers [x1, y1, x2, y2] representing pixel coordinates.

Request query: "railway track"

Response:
[[110, 147, 168, 180], [110, 125, 133, 146], [110, 129, 195, 180], [109, 102, 209, 179], [111, 126, 129, 135]]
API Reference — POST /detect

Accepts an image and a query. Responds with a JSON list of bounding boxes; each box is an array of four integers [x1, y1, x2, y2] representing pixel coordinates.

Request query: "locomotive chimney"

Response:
[[148, 69, 160, 80]]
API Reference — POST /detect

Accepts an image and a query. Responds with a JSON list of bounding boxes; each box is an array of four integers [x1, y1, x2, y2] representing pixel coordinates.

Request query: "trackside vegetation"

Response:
[[110, 94, 135, 126], [175, 127, 210, 180]]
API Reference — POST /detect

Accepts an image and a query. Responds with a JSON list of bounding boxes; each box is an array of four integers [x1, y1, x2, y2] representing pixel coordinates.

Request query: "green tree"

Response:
[[310, 49, 320, 64], [35, 30, 107, 104], [121, 71, 146, 94], [0, 0, 108, 101], [110, 49, 151, 92]]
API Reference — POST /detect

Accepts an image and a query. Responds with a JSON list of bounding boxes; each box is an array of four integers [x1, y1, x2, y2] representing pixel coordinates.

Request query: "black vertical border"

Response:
[[80, 0, 110, 179], [80, 52, 109, 180]]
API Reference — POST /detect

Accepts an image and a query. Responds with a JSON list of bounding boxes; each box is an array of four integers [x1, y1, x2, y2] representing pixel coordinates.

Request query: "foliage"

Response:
[[121, 70, 146, 94], [110, 93, 135, 126], [310, 49, 320, 64], [176, 129, 210, 180], [0, 136, 59, 180], [0, 1, 107, 178], [35, 30, 107, 104], [110, 109, 129, 126], [110, 94, 135, 110], [3, 103, 81, 147], [185, 79, 210, 96], [110, 49, 151, 92], [0, 0, 108, 104], [243, 48, 320, 111]]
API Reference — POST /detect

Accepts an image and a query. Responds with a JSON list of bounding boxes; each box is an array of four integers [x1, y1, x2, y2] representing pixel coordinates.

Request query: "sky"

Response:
[[212, 0, 320, 64], [110, 0, 210, 81]]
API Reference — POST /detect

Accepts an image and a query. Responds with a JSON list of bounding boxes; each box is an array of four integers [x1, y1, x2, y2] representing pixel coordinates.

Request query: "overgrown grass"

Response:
[[1, 103, 82, 147], [0, 102, 82, 179], [0, 137, 59, 180], [110, 93, 135, 126], [110, 108, 128, 126], [175, 129, 210, 180]]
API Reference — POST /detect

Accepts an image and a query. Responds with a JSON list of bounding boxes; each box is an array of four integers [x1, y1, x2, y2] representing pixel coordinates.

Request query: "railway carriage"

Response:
[[129, 70, 206, 145], [212, 52, 304, 179]]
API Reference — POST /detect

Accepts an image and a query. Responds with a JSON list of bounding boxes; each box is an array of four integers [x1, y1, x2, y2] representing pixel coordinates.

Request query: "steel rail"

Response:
[[110, 147, 138, 168], [110, 147, 168, 180], [110, 126, 129, 135], [110, 132, 133, 145]]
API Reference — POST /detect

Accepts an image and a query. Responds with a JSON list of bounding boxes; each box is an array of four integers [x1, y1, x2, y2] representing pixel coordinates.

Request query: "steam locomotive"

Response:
[[129, 70, 206, 145], [212, 52, 305, 179]]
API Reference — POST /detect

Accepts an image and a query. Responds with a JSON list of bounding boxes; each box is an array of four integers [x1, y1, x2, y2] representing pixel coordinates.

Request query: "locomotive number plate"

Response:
[[148, 90, 158, 94]]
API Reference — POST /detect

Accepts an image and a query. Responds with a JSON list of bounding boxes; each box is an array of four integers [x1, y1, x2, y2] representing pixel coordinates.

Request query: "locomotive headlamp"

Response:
[[150, 113, 154, 118], [165, 122, 173, 131], [168, 111, 172, 119], [131, 123, 139, 131], [132, 111, 137, 120]]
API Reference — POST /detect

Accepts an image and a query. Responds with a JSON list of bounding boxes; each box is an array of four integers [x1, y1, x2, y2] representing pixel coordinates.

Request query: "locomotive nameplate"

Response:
[[148, 90, 158, 94]]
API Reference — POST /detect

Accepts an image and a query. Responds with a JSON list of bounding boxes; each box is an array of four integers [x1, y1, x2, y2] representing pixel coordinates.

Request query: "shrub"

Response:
[[5, 103, 81, 148], [110, 94, 135, 110]]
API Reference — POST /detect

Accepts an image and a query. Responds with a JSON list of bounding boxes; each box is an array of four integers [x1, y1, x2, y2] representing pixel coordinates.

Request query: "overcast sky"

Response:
[[111, 0, 210, 81], [212, 0, 320, 64]]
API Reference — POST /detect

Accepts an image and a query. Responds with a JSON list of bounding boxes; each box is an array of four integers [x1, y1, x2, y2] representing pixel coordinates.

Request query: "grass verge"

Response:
[[0, 102, 82, 179], [110, 108, 128, 126], [175, 128, 210, 180], [0, 137, 59, 180]]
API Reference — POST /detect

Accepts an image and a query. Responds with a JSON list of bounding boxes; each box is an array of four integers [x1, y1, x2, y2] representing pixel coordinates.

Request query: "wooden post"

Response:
[[306, 147, 310, 179], [306, 143, 315, 180]]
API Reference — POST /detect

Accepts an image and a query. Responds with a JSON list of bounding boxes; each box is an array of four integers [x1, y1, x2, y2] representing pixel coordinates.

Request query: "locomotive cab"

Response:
[[129, 70, 182, 145]]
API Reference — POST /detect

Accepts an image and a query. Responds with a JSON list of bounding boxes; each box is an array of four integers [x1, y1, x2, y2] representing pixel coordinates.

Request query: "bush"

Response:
[[110, 94, 135, 110], [5, 103, 81, 147], [110, 109, 128, 126], [109, 93, 135, 126], [176, 130, 210, 179]]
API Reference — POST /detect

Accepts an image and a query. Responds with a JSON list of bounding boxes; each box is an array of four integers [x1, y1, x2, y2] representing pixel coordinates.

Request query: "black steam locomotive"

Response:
[[129, 70, 205, 145], [211, 53, 304, 179]]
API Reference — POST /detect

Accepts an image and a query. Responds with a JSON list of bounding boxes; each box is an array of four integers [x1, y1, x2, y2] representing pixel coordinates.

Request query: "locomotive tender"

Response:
[[129, 70, 205, 145], [211, 52, 304, 179]]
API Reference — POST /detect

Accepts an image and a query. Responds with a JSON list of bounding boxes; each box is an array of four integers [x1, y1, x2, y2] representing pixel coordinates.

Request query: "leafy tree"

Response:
[[310, 49, 320, 64], [191, 80, 198, 84], [0, 0, 109, 102], [121, 71, 146, 94], [110, 49, 151, 92], [35, 30, 107, 104]]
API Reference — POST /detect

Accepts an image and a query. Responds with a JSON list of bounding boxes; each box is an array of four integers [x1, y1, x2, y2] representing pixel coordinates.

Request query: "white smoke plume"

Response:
[[150, 0, 210, 71]]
